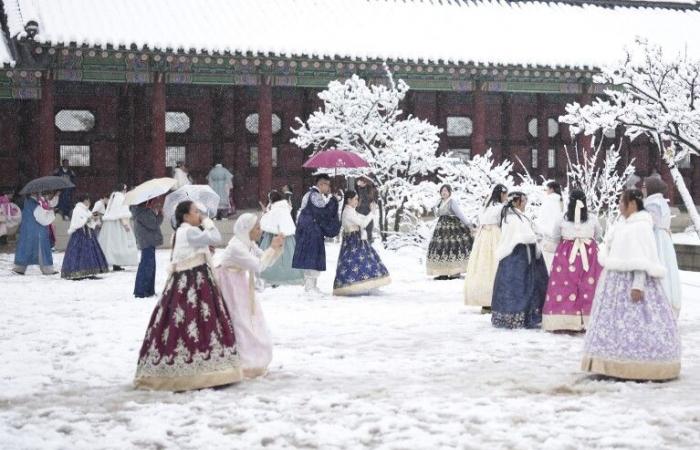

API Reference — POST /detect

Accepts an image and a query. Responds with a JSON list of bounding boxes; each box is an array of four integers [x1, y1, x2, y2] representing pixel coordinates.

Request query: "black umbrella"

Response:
[[19, 176, 75, 195]]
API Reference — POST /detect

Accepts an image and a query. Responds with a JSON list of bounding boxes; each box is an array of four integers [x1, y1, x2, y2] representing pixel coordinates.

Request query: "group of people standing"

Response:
[[426, 178, 683, 381]]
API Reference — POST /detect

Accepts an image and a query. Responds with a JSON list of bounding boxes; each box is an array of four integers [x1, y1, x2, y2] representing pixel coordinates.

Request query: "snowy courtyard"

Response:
[[1, 244, 699, 450]]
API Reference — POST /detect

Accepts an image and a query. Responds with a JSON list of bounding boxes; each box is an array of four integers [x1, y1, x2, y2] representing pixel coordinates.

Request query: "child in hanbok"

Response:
[[491, 192, 549, 329], [14, 191, 58, 275], [426, 184, 473, 279], [98, 184, 139, 271], [464, 184, 508, 312], [333, 190, 391, 296], [0, 192, 22, 246], [134, 200, 243, 391], [582, 190, 681, 381], [215, 213, 284, 378], [542, 190, 603, 331], [61, 194, 109, 280], [535, 181, 564, 271], [643, 177, 681, 317], [259, 191, 303, 286]]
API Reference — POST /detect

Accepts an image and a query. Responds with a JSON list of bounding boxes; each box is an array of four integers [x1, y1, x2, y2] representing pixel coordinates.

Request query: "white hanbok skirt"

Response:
[[97, 220, 139, 266]]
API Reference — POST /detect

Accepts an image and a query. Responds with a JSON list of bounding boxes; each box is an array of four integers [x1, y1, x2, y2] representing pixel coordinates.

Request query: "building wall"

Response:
[[2, 82, 698, 207]]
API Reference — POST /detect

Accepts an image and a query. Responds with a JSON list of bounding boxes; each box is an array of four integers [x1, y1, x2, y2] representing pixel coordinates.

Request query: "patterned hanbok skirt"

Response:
[[61, 227, 109, 280], [542, 239, 603, 331], [333, 231, 391, 295], [491, 244, 548, 329], [464, 225, 501, 306], [259, 232, 304, 285], [582, 270, 681, 381], [426, 215, 473, 277], [134, 254, 243, 391]]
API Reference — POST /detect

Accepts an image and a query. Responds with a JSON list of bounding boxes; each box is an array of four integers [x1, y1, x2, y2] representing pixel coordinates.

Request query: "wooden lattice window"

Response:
[[165, 112, 190, 133], [249, 146, 278, 168], [245, 113, 282, 134], [166, 146, 186, 168], [446, 116, 473, 137], [55, 110, 95, 132], [60, 145, 90, 167]]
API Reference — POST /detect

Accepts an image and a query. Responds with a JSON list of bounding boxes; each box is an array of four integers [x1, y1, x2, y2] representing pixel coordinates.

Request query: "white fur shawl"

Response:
[[496, 210, 539, 261], [68, 202, 95, 234], [260, 200, 296, 236], [601, 211, 666, 278]]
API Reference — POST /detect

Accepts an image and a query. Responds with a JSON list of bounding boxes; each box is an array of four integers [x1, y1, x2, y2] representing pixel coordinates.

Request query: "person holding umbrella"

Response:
[[354, 175, 378, 243], [53, 159, 77, 220], [13, 191, 59, 275], [292, 174, 342, 294], [131, 198, 164, 298]]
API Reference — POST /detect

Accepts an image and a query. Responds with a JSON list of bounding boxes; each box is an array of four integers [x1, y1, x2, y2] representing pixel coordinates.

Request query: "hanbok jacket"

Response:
[[292, 187, 341, 271]]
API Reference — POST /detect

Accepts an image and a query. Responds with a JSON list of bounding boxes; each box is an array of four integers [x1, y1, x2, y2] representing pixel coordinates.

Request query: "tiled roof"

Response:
[[2, 0, 700, 69]]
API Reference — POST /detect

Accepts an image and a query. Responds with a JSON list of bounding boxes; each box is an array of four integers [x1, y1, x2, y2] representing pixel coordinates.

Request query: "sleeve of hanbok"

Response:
[[450, 199, 472, 227], [632, 270, 646, 292], [34, 204, 55, 226], [551, 218, 563, 243], [315, 197, 341, 238], [185, 219, 221, 248]]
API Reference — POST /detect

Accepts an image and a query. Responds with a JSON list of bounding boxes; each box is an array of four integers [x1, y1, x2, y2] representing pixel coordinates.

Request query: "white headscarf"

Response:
[[234, 213, 259, 247]]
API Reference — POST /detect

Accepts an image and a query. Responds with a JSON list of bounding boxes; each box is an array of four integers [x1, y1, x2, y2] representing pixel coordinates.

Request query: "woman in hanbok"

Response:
[[0, 192, 22, 246], [91, 194, 109, 235], [535, 181, 564, 271], [215, 213, 284, 378], [582, 189, 681, 381], [542, 190, 603, 332], [134, 200, 243, 391], [259, 191, 303, 286], [98, 184, 139, 271], [333, 190, 391, 295], [464, 184, 508, 312], [643, 177, 681, 317], [426, 184, 473, 279], [61, 194, 109, 280], [491, 192, 549, 329], [13, 191, 58, 275]]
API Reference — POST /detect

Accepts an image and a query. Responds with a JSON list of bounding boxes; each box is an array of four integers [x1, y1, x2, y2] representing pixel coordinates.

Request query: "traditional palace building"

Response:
[[0, 0, 699, 206]]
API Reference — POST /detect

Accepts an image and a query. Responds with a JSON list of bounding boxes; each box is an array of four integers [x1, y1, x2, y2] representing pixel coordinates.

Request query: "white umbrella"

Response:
[[124, 178, 177, 206], [163, 184, 220, 220]]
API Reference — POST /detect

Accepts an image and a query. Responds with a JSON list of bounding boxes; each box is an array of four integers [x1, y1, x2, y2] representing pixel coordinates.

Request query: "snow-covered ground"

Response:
[[674, 231, 700, 246], [1, 244, 699, 450]]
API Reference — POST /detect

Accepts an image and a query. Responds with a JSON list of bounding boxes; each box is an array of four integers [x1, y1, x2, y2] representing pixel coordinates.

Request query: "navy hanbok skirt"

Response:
[[61, 227, 109, 280], [333, 231, 391, 295], [491, 243, 548, 329]]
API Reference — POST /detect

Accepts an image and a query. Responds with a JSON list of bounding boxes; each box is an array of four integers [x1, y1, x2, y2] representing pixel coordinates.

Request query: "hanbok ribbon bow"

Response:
[[569, 238, 592, 272]]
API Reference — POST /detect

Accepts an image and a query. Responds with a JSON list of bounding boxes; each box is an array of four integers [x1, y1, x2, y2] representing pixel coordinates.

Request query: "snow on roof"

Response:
[[2, 0, 700, 69]]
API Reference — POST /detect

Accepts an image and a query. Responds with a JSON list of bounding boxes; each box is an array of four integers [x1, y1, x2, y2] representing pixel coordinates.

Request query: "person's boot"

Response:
[[113, 265, 125, 271]]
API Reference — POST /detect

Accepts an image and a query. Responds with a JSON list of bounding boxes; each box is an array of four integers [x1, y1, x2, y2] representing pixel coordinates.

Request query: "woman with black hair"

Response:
[[61, 193, 109, 280], [535, 181, 564, 272], [259, 190, 304, 286], [582, 189, 680, 381], [542, 189, 603, 332], [426, 184, 474, 280], [643, 177, 681, 317], [333, 190, 391, 295], [464, 184, 508, 311], [491, 192, 549, 329], [134, 200, 244, 391]]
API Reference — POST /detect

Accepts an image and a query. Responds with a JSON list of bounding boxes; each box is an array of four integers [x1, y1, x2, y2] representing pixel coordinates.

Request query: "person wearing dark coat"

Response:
[[131, 200, 164, 298], [354, 176, 378, 243], [53, 159, 77, 220], [292, 174, 341, 293]]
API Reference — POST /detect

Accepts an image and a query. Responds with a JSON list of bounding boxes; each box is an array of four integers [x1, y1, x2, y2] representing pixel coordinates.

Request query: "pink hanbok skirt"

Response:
[[542, 239, 602, 331], [215, 266, 273, 378]]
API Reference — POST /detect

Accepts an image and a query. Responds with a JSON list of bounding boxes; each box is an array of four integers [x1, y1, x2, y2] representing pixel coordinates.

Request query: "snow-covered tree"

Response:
[[564, 143, 636, 234], [292, 67, 443, 241], [560, 39, 700, 237]]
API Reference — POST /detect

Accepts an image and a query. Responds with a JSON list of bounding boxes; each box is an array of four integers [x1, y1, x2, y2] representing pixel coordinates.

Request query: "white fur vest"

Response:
[[601, 210, 666, 278]]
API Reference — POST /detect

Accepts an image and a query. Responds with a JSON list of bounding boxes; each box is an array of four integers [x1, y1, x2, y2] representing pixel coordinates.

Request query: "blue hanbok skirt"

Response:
[[259, 232, 304, 285], [491, 243, 548, 329], [333, 231, 391, 295], [61, 227, 109, 280]]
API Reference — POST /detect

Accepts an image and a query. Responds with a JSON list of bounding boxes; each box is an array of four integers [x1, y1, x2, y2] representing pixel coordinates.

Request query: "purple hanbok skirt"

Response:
[[542, 239, 602, 331], [582, 270, 681, 381], [60, 227, 109, 280], [134, 254, 243, 391]]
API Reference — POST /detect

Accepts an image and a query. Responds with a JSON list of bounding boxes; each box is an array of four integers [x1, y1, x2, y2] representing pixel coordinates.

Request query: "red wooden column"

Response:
[[577, 85, 593, 153], [692, 154, 700, 205], [536, 94, 549, 178], [38, 74, 55, 176], [257, 78, 273, 202], [472, 84, 487, 156], [151, 75, 166, 178]]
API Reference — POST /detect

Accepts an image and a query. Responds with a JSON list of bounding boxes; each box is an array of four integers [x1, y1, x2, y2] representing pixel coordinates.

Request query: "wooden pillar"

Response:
[[472, 85, 487, 156], [692, 155, 700, 206], [536, 94, 549, 178], [577, 86, 593, 153], [38, 75, 55, 176], [212, 87, 224, 165], [257, 78, 273, 202], [151, 75, 166, 178], [498, 93, 511, 163]]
